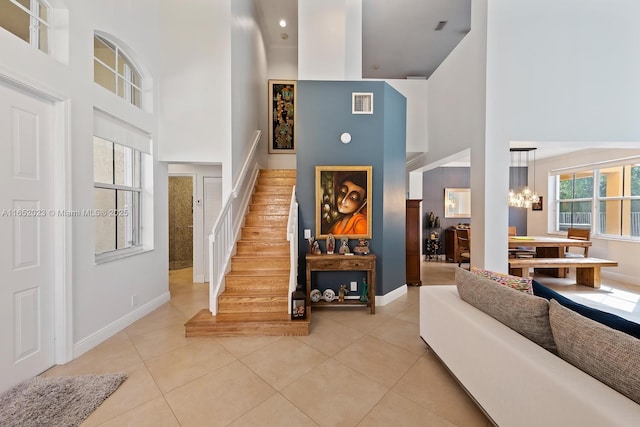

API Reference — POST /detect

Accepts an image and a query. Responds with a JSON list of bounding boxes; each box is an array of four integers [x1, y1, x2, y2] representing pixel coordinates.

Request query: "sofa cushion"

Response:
[[456, 268, 557, 353], [532, 280, 640, 339], [549, 300, 640, 405], [471, 267, 533, 293]]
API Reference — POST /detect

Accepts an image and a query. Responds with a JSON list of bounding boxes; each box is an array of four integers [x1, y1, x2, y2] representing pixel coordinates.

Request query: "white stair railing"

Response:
[[287, 186, 298, 314], [208, 131, 261, 315]]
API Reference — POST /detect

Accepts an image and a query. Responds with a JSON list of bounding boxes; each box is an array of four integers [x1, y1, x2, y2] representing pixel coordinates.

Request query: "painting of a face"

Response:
[[315, 166, 372, 239], [337, 180, 366, 214]]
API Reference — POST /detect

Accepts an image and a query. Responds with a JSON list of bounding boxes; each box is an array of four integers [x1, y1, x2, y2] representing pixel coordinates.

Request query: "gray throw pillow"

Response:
[[549, 299, 640, 405], [456, 268, 557, 353]]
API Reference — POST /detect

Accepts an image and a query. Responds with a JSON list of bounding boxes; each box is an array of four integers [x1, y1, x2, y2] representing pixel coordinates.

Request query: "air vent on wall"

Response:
[[352, 92, 373, 114]]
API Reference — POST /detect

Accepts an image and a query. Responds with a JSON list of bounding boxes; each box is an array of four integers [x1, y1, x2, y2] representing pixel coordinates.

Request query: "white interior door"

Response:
[[203, 177, 222, 282], [0, 84, 55, 393]]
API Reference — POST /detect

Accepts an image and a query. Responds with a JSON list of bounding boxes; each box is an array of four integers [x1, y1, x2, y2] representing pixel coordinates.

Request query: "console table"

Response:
[[305, 254, 376, 314]]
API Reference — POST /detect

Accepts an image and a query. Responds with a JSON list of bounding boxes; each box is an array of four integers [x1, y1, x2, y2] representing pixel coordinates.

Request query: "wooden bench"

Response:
[[508, 257, 618, 288]]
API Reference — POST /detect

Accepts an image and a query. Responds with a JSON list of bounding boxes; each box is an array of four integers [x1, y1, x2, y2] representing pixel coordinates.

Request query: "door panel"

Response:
[[0, 84, 55, 393]]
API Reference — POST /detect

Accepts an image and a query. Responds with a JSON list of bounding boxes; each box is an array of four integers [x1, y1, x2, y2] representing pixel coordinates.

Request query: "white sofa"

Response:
[[419, 285, 640, 427]]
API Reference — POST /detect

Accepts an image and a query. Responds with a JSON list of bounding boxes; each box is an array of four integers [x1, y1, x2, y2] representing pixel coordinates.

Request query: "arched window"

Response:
[[0, 0, 51, 53], [93, 34, 142, 108]]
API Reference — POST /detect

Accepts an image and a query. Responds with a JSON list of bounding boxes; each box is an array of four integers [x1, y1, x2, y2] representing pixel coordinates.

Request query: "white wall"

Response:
[[529, 149, 640, 285], [418, 0, 490, 268], [0, 0, 170, 357], [484, 0, 640, 272], [157, 0, 232, 174], [298, 0, 362, 80], [385, 80, 428, 155], [231, 0, 269, 186], [486, 0, 640, 142]]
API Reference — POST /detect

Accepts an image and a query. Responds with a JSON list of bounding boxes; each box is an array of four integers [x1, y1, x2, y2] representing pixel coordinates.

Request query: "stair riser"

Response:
[[186, 323, 308, 337], [254, 185, 293, 194], [245, 215, 288, 227], [256, 178, 296, 188], [231, 258, 289, 271], [218, 298, 289, 313], [251, 196, 291, 206], [224, 274, 289, 292], [259, 170, 296, 178], [236, 242, 289, 255], [225, 283, 289, 293], [241, 228, 286, 240], [249, 204, 290, 215]]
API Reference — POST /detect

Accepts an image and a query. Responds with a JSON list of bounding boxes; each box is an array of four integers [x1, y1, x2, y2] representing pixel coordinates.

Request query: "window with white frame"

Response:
[[93, 137, 141, 255], [556, 170, 594, 232], [93, 110, 152, 261], [0, 0, 51, 53], [93, 34, 142, 108], [553, 160, 640, 238]]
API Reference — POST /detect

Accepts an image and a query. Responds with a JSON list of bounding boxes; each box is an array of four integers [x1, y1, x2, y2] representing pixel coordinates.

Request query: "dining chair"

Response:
[[457, 229, 471, 269], [566, 228, 590, 258]]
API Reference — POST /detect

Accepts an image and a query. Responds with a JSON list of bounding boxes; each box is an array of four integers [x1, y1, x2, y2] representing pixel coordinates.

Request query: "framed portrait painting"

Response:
[[268, 80, 296, 153], [316, 166, 372, 239]]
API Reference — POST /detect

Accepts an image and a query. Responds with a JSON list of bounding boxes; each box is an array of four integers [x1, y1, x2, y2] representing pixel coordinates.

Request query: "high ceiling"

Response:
[[256, 0, 471, 80], [255, 1, 640, 165]]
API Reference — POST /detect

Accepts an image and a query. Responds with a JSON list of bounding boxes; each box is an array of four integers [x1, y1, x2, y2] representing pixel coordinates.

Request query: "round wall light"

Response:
[[340, 132, 352, 144]]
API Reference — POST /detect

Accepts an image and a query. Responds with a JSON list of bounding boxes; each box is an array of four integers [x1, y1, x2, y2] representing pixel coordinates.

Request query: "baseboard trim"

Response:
[[72, 292, 171, 359], [376, 284, 407, 306], [601, 270, 640, 287]]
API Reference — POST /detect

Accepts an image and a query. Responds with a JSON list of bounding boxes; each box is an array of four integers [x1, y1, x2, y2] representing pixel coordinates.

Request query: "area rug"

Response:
[[0, 373, 127, 427]]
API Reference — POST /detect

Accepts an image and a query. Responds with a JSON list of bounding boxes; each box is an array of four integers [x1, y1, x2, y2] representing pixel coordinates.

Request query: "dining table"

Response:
[[508, 236, 592, 278]]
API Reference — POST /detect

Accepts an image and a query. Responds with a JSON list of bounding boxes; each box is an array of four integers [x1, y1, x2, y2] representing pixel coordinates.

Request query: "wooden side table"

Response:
[[305, 254, 376, 314]]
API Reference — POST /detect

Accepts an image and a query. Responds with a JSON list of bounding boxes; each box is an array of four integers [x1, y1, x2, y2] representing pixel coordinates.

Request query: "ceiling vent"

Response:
[[435, 21, 447, 31]]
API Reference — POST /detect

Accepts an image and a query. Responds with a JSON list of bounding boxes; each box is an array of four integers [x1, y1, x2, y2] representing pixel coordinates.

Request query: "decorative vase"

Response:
[[353, 239, 369, 255], [359, 277, 369, 303]]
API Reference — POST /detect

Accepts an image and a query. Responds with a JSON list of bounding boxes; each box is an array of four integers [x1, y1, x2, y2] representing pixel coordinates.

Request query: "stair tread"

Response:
[[184, 309, 309, 337], [226, 271, 289, 276], [221, 291, 288, 297]]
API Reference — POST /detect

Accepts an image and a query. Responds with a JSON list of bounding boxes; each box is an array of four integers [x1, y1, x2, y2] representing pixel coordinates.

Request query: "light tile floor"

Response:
[[45, 261, 639, 426], [42, 265, 492, 427]]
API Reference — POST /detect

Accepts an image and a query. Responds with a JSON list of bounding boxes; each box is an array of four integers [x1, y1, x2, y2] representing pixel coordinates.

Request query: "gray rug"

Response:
[[0, 373, 127, 427]]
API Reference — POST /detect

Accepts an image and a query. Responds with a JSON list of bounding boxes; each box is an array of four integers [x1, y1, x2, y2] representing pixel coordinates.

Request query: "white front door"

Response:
[[0, 83, 55, 393]]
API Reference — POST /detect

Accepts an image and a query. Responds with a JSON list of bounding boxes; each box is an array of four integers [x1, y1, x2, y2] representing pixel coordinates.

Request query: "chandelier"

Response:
[[508, 148, 540, 208]]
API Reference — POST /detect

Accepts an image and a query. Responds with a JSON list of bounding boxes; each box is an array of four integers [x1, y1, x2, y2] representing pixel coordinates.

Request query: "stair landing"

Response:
[[185, 308, 310, 337]]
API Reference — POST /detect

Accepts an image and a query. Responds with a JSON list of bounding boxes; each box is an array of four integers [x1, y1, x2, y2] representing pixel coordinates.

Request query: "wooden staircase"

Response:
[[185, 169, 309, 337]]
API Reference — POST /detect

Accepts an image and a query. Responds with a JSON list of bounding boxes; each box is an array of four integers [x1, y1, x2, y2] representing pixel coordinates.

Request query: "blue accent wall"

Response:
[[296, 81, 407, 296]]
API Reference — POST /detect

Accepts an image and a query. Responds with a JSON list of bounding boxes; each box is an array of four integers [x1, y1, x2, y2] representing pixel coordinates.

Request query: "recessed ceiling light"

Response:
[[279, 19, 287, 28]]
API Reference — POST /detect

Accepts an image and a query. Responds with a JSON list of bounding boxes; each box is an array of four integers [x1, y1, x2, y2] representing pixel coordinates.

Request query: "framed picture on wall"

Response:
[[268, 79, 296, 153], [532, 196, 543, 211], [316, 165, 372, 239]]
